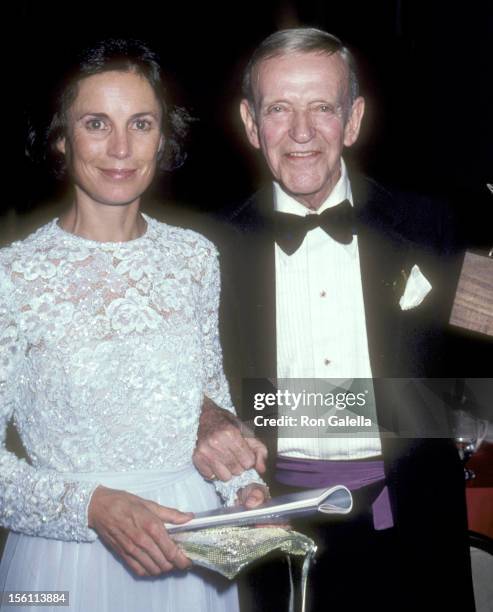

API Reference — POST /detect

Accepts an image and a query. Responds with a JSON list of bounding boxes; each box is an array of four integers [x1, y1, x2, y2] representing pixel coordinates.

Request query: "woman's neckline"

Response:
[[53, 213, 152, 247]]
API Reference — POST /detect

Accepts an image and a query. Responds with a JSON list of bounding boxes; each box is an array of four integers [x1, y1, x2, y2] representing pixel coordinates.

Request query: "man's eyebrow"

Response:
[[261, 99, 291, 106]]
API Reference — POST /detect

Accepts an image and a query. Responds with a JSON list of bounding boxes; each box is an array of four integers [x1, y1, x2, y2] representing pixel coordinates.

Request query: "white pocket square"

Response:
[[399, 265, 432, 311]]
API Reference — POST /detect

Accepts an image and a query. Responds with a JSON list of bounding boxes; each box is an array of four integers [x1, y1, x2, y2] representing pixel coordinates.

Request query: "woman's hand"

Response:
[[88, 485, 194, 577], [236, 483, 270, 509]]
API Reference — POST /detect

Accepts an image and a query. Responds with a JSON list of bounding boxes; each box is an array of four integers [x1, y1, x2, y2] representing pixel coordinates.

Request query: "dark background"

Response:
[[15, 0, 493, 244]]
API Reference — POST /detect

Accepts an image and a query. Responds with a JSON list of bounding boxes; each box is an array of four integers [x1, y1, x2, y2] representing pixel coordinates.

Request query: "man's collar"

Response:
[[273, 159, 353, 216]]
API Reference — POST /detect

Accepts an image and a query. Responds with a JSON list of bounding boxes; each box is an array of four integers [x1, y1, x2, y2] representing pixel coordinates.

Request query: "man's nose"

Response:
[[107, 127, 131, 159], [289, 110, 315, 143]]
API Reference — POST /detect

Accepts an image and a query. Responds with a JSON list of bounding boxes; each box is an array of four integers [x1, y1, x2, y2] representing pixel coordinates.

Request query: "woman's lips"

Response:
[[99, 168, 137, 180]]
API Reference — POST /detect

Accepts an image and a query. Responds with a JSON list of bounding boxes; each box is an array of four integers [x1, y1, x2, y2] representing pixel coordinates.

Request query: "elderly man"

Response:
[[194, 28, 474, 611]]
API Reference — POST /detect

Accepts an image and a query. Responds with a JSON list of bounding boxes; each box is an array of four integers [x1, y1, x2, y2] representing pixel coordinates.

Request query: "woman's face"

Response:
[[57, 70, 164, 208]]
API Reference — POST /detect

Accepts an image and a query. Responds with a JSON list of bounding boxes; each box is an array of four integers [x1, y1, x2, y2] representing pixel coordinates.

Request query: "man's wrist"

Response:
[[201, 396, 239, 426]]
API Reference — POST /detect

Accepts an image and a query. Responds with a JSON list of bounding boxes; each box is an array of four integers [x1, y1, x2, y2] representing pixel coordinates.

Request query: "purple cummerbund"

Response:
[[276, 455, 394, 530]]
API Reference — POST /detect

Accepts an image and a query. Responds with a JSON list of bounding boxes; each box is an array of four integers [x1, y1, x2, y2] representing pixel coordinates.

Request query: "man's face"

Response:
[[240, 51, 365, 210]]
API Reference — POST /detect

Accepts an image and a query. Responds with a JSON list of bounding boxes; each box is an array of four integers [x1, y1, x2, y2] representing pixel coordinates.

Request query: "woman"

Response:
[[0, 38, 267, 611]]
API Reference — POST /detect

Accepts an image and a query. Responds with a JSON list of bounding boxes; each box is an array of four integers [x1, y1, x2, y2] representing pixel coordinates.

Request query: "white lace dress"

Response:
[[0, 215, 261, 612]]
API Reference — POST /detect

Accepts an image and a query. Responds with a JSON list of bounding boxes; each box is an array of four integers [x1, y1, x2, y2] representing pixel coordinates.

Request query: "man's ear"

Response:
[[343, 96, 365, 147], [56, 137, 66, 155], [240, 99, 261, 149]]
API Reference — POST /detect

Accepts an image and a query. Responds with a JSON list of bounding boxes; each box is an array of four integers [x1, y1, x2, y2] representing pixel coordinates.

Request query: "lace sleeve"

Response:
[[198, 243, 236, 412], [197, 244, 265, 506], [0, 269, 98, 542]]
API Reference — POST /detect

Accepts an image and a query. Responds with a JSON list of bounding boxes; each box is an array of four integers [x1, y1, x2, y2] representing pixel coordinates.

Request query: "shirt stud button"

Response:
[[324, 358, 331, 365], [320, 290, 327, 297]]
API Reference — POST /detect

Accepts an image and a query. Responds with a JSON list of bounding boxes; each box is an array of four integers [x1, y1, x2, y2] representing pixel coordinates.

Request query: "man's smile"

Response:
[[284, 150, 321, 159]]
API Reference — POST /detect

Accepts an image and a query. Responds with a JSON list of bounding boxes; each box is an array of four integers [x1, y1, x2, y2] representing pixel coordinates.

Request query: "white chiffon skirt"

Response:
[[0, 464, 239, 612]]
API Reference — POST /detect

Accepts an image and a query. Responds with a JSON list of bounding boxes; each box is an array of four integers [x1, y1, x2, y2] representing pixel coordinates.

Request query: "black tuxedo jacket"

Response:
[[214, 174, 473, 596]]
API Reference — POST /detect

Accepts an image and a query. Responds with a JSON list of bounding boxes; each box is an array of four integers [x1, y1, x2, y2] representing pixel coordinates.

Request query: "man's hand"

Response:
[[88, 486, 193, 577], [236, 483, 270, 508], [237, 484, 291, 529], [193, 397, 267, 481]]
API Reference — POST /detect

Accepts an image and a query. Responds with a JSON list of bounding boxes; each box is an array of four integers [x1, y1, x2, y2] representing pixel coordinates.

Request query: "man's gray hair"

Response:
[[242, 27, 360, 114]]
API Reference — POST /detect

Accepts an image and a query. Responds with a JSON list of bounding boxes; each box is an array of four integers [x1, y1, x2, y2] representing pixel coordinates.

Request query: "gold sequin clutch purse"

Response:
[[173, 525, 316, 580], [174, 526, 317, 612]]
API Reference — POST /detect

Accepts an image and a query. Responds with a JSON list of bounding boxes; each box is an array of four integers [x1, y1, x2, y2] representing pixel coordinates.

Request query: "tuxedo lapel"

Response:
[[225, 186, 277, 382], [352, 175, 410, 378], [351, 176, 421, 470], [356, 222, 406, 377], [239, 229, 277, 380]]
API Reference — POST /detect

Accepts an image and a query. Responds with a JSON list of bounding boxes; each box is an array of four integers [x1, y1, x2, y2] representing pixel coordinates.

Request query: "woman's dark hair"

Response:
[[27, 38, 191, 178]]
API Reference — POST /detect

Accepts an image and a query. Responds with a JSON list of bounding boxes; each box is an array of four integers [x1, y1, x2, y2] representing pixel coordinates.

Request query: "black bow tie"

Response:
[[273, 199, 354, 255]]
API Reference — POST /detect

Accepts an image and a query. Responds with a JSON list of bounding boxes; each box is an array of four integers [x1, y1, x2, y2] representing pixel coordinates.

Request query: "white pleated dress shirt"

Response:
[[275, 160, 382, 460]]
